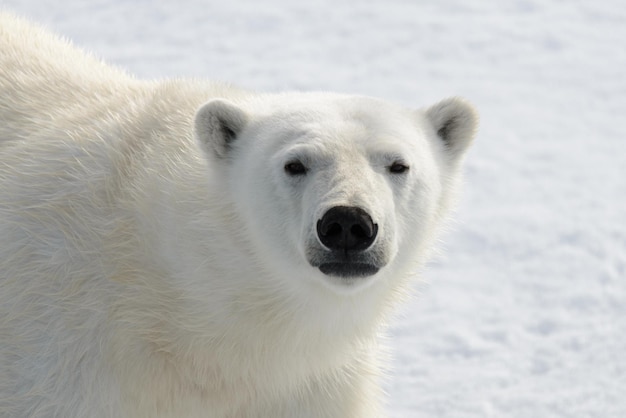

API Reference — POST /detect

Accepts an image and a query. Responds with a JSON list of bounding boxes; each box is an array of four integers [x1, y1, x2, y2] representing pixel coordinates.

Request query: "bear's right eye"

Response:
[[284, 161, 307, 176], [388, 161, 410, 174]]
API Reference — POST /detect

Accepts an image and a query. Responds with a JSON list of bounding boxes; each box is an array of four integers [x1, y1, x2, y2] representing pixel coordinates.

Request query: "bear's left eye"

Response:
[[388, 162, 409, 174], [284, 160, 307, 176]]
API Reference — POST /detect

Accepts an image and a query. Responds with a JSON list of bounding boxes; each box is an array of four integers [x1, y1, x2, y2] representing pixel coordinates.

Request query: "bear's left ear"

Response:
[[425, 97, 478, 160], [194, 99, 249, 160]]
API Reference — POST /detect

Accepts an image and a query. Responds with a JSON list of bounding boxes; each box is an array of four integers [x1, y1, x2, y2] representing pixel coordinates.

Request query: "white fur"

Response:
[[0, 13, 478, 418]]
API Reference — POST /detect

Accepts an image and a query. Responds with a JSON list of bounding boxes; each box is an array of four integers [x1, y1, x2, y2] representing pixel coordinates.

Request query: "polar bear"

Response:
[[0, 13, 478, 418]]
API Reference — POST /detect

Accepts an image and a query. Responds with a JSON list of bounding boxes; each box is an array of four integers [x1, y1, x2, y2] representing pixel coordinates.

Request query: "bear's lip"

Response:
[[317, 262, 379, 278], [307, 246, 387, 279], [306, 243, 386, 279]]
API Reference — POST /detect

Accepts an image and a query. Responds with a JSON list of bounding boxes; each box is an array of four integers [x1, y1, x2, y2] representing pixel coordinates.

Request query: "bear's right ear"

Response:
[[194, 99, 249, 159], [425, 97, 478, 161]]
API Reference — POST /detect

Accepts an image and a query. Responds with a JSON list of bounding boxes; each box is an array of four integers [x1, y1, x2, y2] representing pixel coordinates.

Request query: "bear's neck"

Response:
[[108, 251, 391, 413]]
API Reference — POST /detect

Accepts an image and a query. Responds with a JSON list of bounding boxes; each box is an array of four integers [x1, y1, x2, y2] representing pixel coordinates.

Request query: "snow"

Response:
[[3, 0, 625, 416]]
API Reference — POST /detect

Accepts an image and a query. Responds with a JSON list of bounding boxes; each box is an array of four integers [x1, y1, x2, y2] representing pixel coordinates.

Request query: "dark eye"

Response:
[[388, 162, 409, 174], [284, 160, 307, 176]]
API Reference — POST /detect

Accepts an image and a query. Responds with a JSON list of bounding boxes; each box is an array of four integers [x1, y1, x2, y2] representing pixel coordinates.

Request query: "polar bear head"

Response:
[[194, 93, 477, 294]]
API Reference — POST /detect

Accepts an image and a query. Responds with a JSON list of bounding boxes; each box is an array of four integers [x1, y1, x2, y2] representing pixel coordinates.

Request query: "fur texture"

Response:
[[0, 13, 478, 418]]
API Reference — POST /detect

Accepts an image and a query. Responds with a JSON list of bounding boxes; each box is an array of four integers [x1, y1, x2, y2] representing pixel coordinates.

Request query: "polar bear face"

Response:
[[194, 94, 477, 293]]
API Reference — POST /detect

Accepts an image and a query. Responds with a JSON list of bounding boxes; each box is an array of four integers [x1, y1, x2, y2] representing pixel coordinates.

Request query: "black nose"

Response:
[[316, 206, 378, 252]]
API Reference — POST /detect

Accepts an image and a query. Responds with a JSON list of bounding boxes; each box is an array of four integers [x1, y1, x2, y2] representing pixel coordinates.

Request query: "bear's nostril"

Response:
[[320, 222, 342, 238], [350, 224, 367, 240], [316, 206, 378, 252], [350, 221, 376, 239]]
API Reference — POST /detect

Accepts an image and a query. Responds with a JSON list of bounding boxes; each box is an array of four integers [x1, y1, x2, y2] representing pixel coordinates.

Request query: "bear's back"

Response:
[[0, 13, 147, 143]]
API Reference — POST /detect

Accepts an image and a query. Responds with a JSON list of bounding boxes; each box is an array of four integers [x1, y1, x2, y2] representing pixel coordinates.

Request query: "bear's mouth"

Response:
[[306, 242, 386, 280], [317, 262, 379, 278]]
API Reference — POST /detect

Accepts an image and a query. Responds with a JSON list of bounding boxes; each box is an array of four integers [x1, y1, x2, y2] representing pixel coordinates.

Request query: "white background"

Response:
[[3, 1, 625, 416]]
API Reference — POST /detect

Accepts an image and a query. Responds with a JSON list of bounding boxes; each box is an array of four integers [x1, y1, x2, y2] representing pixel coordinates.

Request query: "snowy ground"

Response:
[[3, 1, 625, 416]]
